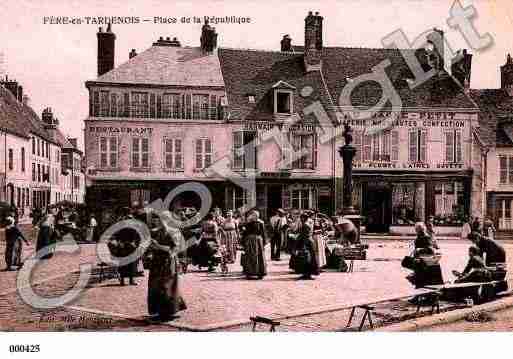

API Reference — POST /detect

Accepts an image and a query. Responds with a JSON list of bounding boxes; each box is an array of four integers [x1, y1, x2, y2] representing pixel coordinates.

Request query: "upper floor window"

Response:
[[408, 129, 427, 163], [32, 163, 35, 182], [444, 130, 463, 163], [131, 92, 149, 118], [232, 131, 257, 169], [193, 94, 210, 120], [499, 155, 513, 184], [100, 90, 110, 117], [164, 138, 183, 170], [37, 139, 40, 157], [99, 137, 118, 169], [37, 163, 41, 182], [195, 138, 212, 169], [162, 93, 182, 119], [274, 90, 293, 114], [8, 149, 13, 170], [283, 133, 317, 169], [91, 90, 100, 116], [32, 137, 35, 155], [132, 137, 149, 168], [21, 148, 25, 172], [355, 130, 399, 162]]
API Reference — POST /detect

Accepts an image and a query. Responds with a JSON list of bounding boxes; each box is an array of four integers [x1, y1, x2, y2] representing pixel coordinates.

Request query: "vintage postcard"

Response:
[[1, 0, 513, 355]]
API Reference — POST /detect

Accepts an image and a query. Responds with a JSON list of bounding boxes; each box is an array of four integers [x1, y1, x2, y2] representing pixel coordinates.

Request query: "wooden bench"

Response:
[[250, 316, 280, 332], [425, 280, 507, 304]]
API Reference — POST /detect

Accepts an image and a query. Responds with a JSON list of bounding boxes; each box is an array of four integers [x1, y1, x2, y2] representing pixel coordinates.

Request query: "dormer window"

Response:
[[276, 91, 291, 113], [272, 80, 296, 115]]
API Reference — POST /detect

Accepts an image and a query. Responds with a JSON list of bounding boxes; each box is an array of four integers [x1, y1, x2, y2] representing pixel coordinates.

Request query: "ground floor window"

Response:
[[130, 189, 150, 207], [391, 182, 424, 225], [282, 185, 316, 210], [498, 198, 513, 230], [433, 181, 465, 225]]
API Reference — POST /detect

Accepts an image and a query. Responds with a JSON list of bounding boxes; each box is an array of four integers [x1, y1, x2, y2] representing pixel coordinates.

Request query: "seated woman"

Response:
[[414, 222, 438, 257], [405, 222, 443, 288], [453, 246, 491, 283]]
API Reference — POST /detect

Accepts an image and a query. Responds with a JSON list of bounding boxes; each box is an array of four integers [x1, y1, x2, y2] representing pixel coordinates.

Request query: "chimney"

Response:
[[97, 23, 116, 76], [281, 35, 292, 52], [153, 36, 182, 47], [200, 19, 218, 54], [129, 49, 137, 59], [451, 49, 472, 91], [0, 76, 21, 100], [68, 138, 78, 148], [304, 11, 323, 72], [426, 28, 445, 72], [501, 53, 513, 96], [42, 107, 53, 124], [17, 85, 23, 102]]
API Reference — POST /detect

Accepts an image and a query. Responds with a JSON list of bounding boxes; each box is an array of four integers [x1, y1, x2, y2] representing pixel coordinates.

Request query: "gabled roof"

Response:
[[469, 88, 513, 147], [218, 48, 335, 123], [89, 46, 224, 88]]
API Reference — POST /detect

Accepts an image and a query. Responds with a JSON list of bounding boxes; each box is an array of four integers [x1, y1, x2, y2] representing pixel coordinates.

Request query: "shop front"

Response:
[[225, 177, 334, 220], [354, 172, 472, 235], [86, 179, 226, 226]]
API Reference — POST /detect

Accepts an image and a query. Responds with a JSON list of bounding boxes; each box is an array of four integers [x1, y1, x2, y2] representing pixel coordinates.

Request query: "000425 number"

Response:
[[9, 345, 40, 353]]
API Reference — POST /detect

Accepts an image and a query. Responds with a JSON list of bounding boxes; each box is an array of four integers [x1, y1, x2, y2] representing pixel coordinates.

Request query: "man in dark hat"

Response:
[[270, 209, 287, 260]]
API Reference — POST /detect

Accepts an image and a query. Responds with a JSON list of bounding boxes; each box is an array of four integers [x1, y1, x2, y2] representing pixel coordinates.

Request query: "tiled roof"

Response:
[[0, 85, 31, 138], [469, 89, 513, 147], [218, 48, 335, 122], [1, 84, 63, 145], [318, 47, 478, 110], [92, 46, 224, 88], [219, 46, 478, 124]]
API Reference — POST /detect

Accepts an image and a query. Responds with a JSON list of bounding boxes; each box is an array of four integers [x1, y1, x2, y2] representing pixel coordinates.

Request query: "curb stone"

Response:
[[377, 293, 513, 332]]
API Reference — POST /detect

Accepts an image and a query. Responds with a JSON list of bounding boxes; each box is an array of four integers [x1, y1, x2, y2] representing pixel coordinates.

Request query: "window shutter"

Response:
[[372, 134, 380, 161], [354, 131, 362, 162], [420, 130, 427, 162], [195, 139, 203, 169], [409, 130, 417, 162], [205, 138, 212, 168], [281, 132, 292, 169], [123, 93, 130, 117], [312, 134, 318, 169], [391, 131, 399, 161], [110, 93, 117, 117], [175, 139, 183, 169], [209, 95, 217, 120], [363, 134, 372, 161], [233, 132, 243, 169], [282, 186, 291, 209], [110, 137, 118, 168], [509, 157, 513, 184], [445, 131, 454, 162], [149, 93, 156, 118], [226, 187, 234, 211], [382, 131, 391, 161], [455, 131, 462, 163], [132, 138, 139, 168], [184, 94, 192, 119]]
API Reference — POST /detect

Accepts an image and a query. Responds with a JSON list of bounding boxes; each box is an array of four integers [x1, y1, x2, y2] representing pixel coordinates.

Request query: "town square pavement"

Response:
[[2, 227, 513, 331]]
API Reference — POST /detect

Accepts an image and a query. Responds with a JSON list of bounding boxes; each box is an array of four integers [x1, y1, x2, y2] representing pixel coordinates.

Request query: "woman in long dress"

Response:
[[312, 217, 327, 270], [240, 210, 267, 279], [220, 211, 239, 264], [4, 217, 30, 270], [36, 212, 57, 260], [147, 213, 187, 321], [294, 213, 319, 280]]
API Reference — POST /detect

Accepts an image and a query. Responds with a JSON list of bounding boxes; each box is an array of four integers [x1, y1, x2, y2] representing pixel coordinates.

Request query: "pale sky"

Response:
[[1, 0, 513, 149]]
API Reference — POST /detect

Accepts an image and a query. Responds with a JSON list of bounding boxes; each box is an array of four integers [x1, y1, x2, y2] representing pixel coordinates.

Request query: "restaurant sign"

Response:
[[88, 126, 153, 136]]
